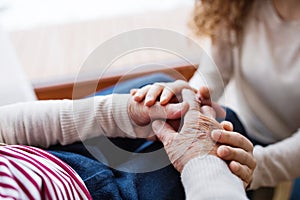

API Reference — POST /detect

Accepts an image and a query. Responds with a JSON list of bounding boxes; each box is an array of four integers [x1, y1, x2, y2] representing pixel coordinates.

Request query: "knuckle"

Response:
[[144, 85, 152, 90], [237, 136, 246, 148], [165, 86, 175, 94], [175, 80, 185, 85], [251, 158, 257, 169], [242, 152, 249, 165], [249, 142, 254, 151]]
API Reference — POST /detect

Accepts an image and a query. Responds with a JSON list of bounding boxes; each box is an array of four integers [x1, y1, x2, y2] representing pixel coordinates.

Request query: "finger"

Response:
[[130, 89, 138, 96], [199, 86, 210, 99], [172, 80, 197, 93], [198, 87, 212, 106], [200, 105, 216, 119], [160, 80, 195, 105], [152, 120, 177, 146], [220, 121, 233, 131], [229, 161, 252, 186], [182, 89, 200, 111], [160, 88, 175, 105], [211, 130, 253, 152], [149, 102, 189, 120], [216, 145, 256, 170], [145, 83, 164, 106], [197, 87, 226, 119], [133, 85, 151, 102]]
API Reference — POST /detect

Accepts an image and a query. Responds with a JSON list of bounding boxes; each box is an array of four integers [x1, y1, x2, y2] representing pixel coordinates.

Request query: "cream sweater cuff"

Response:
[[181, 155, 247, 200], [59, 94, 135, 145]]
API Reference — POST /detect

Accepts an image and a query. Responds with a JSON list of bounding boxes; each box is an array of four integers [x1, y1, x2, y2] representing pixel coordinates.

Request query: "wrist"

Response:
[[128, 97, 151, 126]]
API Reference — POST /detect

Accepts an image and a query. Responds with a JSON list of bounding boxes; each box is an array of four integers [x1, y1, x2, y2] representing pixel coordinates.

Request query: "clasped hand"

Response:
[[152, 89, 222, 172], [130, 80, 256, 188]]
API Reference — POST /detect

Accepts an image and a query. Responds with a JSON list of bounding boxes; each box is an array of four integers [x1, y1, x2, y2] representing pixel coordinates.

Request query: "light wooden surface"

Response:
[[273, 182, 293, 200], [34, 65, 197, 100]]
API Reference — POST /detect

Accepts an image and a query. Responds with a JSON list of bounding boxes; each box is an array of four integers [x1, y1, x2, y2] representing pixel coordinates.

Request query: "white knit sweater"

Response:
[[0, 94, 247, 199], [0, 94, 134, 147], [190, 0, 300, 190]]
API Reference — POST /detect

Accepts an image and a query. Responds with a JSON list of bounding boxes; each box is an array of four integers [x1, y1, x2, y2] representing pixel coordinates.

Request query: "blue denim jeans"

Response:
[[48, 73, 250, 200], [49, 74, 184, 200]]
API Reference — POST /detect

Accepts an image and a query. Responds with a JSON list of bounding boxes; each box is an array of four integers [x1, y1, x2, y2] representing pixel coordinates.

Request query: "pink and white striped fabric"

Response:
[[0, 145, 92, 200]]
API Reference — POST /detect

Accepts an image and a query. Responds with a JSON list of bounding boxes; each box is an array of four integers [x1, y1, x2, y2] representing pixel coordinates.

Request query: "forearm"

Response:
[[0, 100, 63, 147], [67, 94, 135, 141], [250, 130, 300, 189], [0, 94, 135, 147], [181, 155, 247, 200]]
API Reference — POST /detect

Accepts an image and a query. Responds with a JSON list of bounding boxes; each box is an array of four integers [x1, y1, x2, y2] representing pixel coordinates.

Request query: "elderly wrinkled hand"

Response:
[[152, 89, 223, 172]]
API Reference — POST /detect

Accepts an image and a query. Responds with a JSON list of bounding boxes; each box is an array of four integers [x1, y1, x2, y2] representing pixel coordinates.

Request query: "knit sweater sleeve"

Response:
[[0, 94, 135, 147], [181, 155, 248, 200], [250, 129, 300, 189]]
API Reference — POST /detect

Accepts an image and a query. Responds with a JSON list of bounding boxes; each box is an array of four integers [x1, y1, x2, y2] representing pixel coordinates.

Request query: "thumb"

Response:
[[182, 89, 200, 111], [152, 120, 177, 146], [200, 105, 216, 119]]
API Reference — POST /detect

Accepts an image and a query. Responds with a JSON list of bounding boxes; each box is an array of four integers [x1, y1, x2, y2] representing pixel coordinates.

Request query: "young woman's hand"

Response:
[[212, 122, 256, 188], [199, 87, 256, 188], [132, 82, 256, 187]]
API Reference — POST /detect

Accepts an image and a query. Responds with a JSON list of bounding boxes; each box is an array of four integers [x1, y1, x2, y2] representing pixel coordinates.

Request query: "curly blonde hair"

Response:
[[191, 0, 254, 44]]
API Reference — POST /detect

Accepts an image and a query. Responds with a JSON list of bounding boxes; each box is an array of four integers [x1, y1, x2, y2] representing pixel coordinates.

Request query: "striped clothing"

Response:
[[0, 145, 92, 200]]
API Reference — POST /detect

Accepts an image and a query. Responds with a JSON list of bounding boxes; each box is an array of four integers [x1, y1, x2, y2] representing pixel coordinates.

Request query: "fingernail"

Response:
[[219, 146, 229, 157], [211, 130, 222, 141]]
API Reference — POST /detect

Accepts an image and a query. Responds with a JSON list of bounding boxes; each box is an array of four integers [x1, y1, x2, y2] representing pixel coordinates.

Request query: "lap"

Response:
[[49, 73, 185, 199]]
